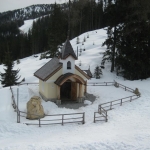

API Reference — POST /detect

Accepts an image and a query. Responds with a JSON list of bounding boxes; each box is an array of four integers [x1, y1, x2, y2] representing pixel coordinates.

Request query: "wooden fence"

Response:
[[94, 81, 141, 123], [10, 85, 85, 127], [94, 94, 140, 123], [116, 82, 134, 93], [18, 111, 85, 127]]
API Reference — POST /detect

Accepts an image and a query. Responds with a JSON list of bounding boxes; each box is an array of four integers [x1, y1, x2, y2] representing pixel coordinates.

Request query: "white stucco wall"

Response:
[[75, 68, 87, 81], [39, 80, 57, 100], [46, 68, 63, 83], [59, 56, 75, 74]]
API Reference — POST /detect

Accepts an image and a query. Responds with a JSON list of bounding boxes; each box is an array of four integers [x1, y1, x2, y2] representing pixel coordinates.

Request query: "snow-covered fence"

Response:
[[94, 110, 108, 123], [94, 82, 141, 123], [94, 94, 140, 123], [87, 82, 114, 86], [98, 95, 140, 111], [116, 83, 134, 93], [18, 111, 85, 127]]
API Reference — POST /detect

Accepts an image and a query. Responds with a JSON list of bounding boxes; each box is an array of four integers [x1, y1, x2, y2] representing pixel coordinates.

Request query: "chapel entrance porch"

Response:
[[60, 80, 77, 102], [55, 73, 87, 104]]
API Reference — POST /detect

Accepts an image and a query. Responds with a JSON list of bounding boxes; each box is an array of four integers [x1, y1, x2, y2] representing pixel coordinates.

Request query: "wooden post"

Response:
[[83, 112, 85, 124], [94, 112, 96, 123], [39, 119, 41, 127], [57, 86, 60, 100], [120, 99, 122, 106], [110, 102, 112, 110], [85, 80, 87, 93], [18, 111, 20, 123], [62, 115, 64, 125], [79, 84, 82, 97], [130, 96, 132, 102], [99, 105, 102, 114], [105, 111, 108, 122]]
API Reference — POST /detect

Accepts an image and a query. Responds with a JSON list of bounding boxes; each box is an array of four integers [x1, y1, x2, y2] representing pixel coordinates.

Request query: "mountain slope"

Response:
[[0, 28, 150, 149], [0, 4, 65, 25]]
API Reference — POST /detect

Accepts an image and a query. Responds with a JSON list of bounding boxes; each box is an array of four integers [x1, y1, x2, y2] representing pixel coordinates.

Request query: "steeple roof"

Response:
[[61, 39, 77, 60]]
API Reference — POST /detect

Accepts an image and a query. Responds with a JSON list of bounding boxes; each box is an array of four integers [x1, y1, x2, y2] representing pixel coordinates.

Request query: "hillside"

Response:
[[0, 28, 150, 150], [0, 4, 53, 25]]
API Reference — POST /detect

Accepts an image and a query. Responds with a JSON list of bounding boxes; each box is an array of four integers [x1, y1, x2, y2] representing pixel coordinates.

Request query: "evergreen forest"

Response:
[[0, 0, 150, 80]]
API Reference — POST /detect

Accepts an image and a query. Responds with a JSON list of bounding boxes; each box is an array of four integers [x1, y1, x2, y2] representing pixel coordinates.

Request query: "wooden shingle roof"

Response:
[[34, 57, 62, 81], [61, 39, 77, 60]]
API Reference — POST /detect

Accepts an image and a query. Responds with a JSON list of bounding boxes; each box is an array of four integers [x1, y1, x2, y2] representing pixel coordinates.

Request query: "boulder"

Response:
[[134, 88, 141, 96], [114, 82, 119, 88], [26, 96, 45, 120]]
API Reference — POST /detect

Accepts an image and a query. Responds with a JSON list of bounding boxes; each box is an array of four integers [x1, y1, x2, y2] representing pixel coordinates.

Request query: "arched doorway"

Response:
[[55, 73, 86, 102], [60, 80, 71, 100]]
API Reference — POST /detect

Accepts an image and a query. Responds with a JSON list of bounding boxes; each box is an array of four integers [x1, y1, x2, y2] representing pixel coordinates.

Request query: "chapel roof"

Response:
[[83, 70, 93, 78], [34, 57, 62, 81], [61, 39, 77, 60]]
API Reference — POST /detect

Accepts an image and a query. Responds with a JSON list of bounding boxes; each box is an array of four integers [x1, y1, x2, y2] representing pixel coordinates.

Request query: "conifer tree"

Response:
[[0, 51, 21, 87], [94, 66, 102, 79]]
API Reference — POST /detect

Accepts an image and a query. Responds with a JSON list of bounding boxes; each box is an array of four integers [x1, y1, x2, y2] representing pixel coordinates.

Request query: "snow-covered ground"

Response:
[[0, 27, 150, 150]]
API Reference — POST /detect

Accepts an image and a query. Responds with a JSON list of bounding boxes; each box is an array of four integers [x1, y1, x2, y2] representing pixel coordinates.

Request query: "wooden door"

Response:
[[71, 82, 77, 100]]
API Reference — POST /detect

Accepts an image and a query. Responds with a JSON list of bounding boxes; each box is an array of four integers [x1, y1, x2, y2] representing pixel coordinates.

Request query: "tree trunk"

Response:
[[111, 25, 117, 72]]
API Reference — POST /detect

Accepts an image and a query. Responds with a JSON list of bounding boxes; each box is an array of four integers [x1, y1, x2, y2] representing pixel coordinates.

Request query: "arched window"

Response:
[[67, 61, 71, 69]]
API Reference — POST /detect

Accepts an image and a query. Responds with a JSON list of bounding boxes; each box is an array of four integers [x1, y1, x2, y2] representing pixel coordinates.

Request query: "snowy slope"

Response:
[[19, 19, 34, 33], [0, 29, 150, 150]]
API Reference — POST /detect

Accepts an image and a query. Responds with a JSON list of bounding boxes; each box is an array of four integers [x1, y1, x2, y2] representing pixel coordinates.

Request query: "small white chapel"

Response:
[[34, 38, 92, 104]]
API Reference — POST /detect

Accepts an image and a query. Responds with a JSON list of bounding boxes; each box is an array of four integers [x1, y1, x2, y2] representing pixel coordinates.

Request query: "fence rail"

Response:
[[87, 82, 114, 86], [18, 83, 39, 86], [19, 111, 85, 127], [117, 83, 134, 93], [98, 95, 140, 111]]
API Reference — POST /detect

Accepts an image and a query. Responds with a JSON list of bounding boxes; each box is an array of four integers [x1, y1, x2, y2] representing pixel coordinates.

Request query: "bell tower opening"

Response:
[[67, 61, 71, 69]]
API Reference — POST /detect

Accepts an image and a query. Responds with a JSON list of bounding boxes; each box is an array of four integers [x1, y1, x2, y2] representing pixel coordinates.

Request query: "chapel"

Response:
[[34, 38, 91, 104]]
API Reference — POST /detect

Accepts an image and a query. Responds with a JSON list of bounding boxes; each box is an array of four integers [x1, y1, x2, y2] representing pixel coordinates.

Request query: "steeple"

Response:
[[61, 39, 77, 60]]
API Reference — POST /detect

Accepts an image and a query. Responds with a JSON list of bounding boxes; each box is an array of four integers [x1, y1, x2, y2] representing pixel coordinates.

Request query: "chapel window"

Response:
[[67, 61, 71, 69]]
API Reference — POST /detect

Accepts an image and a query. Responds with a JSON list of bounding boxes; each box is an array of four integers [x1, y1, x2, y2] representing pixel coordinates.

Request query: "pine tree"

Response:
[[115, 0, 150, 80], [0, 51, 21, 87], [94, 66, 102, 79]]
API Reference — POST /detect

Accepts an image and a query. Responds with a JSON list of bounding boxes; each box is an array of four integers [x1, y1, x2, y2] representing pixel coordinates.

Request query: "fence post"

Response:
[[62, 115, 64, 125], [120, 99, 122, 106], [105, 111, 108, 122], [110, 102, 112, 110], [18, 111, 20, 123], [130, 96, 132, 102], [82, 112, 85, 124], [39, 119, 41, 127], [17, 110, 18, 123], [99, 105, 101, 114], [94, 112, 96, 123]]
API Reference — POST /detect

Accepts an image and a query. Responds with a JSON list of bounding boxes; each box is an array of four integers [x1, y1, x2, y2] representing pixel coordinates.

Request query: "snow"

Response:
[[19, 20, 34, 33], [0, 27, 150, 150]]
